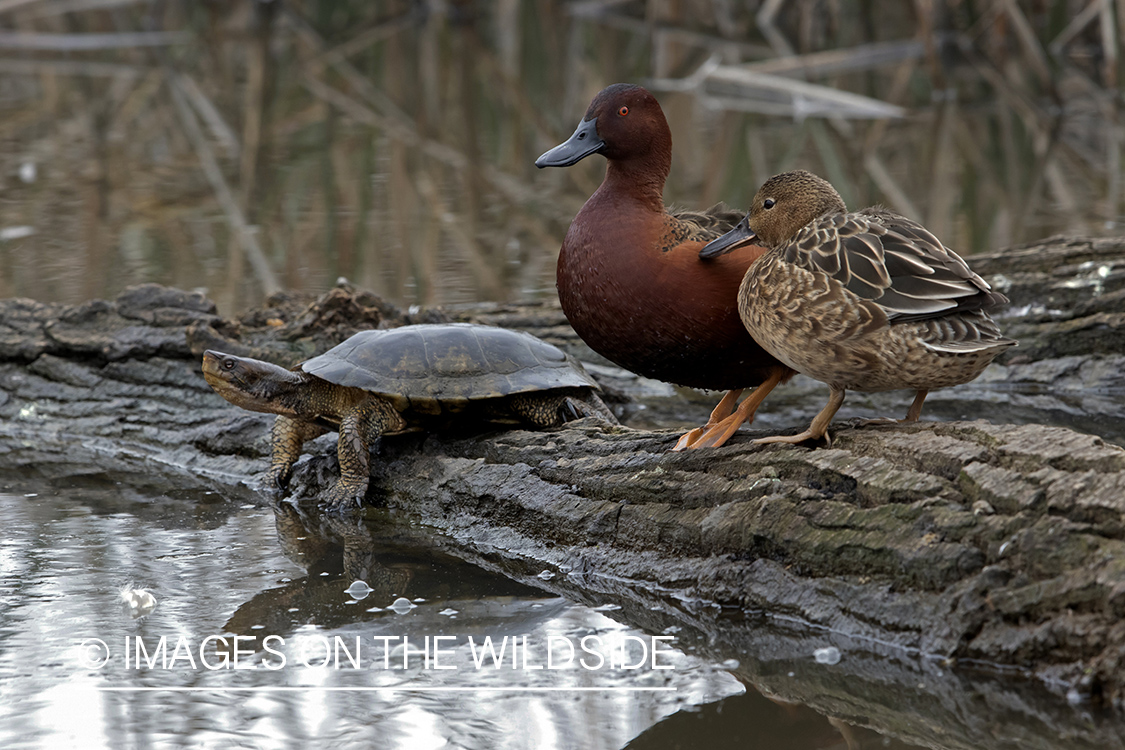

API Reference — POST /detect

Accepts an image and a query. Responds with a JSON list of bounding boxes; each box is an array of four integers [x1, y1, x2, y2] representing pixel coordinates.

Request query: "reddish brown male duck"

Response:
[[536, 84, 794, 448]]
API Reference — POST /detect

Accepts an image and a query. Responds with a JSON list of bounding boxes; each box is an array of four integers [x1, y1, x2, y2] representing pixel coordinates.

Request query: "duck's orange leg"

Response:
[[689, 368, 787, 449], [672, 388, 743, 451], [755, 387, 846, 445]]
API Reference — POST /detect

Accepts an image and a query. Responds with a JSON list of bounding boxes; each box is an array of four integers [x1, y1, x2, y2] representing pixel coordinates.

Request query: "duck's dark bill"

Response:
[[700, 218, 757, 259], [535, 117, 604, 168]]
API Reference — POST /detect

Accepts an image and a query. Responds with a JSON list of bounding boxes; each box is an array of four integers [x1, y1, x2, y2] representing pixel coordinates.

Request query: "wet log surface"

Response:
[[3, 235, 1125, 744]]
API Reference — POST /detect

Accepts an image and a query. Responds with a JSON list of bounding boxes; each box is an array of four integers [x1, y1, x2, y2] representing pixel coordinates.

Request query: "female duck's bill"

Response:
[[535, 84, 796, 450], [700, 169, 1016, 445], [699, 215, 757, 259]]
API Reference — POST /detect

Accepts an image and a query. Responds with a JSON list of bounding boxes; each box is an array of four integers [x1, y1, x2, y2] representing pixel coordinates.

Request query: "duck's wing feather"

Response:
[[784, 208, 1008, 323], [669, 202, 745, 243], [917, 310, 1017, 353]]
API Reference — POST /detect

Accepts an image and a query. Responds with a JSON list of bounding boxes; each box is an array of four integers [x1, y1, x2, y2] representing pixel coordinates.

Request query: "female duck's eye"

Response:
[[617, 106, 629, 116], [763, 198, 775, 209]]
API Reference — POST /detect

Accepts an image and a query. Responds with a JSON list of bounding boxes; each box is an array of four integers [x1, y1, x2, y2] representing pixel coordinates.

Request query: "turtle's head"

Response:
[[202, 350, 305, 416]]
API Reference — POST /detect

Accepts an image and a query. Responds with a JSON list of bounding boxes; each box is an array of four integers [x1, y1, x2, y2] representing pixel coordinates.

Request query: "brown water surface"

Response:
[[0, 1, 1120, 315]]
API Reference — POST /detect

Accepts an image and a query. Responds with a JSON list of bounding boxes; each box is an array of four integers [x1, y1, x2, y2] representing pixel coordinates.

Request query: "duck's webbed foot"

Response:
[[679, 367, 789, 450], [752, 386, 845, 448], [857, 390, 929, 428], [673, 389, 742, 450], [753, 429, 830, 446]]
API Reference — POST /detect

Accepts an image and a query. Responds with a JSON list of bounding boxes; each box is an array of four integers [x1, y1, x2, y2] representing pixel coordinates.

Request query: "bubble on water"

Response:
[[537, 570, 555, 580], [345, 580, 373, 600], [813, 647, 841, 665], [120, 588, 157, 618], [439, 608, 458, 616], [2, 226, 34, 241], [389, 597, 416, 614]]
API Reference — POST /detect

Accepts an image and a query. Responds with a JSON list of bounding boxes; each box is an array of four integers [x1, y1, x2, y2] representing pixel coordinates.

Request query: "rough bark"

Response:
[[2, 235, 1125, 740]]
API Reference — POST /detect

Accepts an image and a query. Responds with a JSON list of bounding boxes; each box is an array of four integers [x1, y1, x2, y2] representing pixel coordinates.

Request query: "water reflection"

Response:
[[4, 464, 1125, 747], [626, 691, 922, 750], [0, 475, 746, 749], [223, 502, 560, 645], [0, 1, 1120, 314]]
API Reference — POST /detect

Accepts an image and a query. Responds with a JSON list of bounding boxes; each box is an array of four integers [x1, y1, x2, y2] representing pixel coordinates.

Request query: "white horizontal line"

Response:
[[94, 686, 676, 693]]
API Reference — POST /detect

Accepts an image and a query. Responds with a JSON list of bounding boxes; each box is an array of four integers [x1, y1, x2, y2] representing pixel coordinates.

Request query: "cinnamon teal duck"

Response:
[[536, 84, 794, 449], [700, 170, 1016, 444]]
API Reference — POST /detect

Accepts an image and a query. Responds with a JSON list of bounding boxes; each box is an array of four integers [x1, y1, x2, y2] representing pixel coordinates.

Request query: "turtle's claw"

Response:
[[321, 478, 368, 514], [260, 468, 291, 499], [267, 464, 292, 493]]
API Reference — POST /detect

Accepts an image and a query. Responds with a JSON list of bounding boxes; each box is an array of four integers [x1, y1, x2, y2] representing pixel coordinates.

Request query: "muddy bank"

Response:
[[2, 235, 1125, 717]]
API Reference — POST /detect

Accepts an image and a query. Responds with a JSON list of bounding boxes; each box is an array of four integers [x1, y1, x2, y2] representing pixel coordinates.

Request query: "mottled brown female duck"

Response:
[[536, 84, 794, 448], [700, 170, 1016, 444]]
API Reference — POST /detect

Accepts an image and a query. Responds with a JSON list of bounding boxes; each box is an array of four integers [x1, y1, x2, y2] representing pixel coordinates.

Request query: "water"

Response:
[[4, 467, 1125, 749], [0, 469, 930, 750], [0, 2, 1120, 314]]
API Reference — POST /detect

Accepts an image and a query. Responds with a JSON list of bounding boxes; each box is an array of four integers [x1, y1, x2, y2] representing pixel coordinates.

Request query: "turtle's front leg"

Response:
[[269, 417, 328, 493], [324, 398, 406, 512]]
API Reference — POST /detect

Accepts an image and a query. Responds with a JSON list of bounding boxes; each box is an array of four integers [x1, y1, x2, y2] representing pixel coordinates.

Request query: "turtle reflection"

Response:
[[222, 502, 561, 649]]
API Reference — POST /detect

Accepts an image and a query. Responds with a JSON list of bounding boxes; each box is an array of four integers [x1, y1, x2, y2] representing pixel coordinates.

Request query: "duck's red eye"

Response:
[[617, 106, 629, 116]]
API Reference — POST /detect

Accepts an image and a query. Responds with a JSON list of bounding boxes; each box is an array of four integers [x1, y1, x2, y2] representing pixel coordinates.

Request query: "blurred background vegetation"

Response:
[[0, 0, 1121, 314]]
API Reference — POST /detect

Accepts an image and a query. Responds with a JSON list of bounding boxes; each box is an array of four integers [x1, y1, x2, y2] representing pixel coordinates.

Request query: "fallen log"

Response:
[[1, 235, 1125, 733]]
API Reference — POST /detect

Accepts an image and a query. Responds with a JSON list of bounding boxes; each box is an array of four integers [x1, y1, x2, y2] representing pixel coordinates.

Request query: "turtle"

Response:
[[201, 323, 616, 510]]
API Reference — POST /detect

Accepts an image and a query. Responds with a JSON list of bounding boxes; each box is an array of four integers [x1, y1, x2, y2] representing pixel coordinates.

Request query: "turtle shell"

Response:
[[299, 323, 597, 409]]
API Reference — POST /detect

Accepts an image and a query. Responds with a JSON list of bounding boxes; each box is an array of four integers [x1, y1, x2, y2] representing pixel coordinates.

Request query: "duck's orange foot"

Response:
[[672, 427, 706, 451], [690, 410, 750, 449], [673, 412, 747, 450], [671, 388, 744, 451], [673, 369, 789, 450]]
